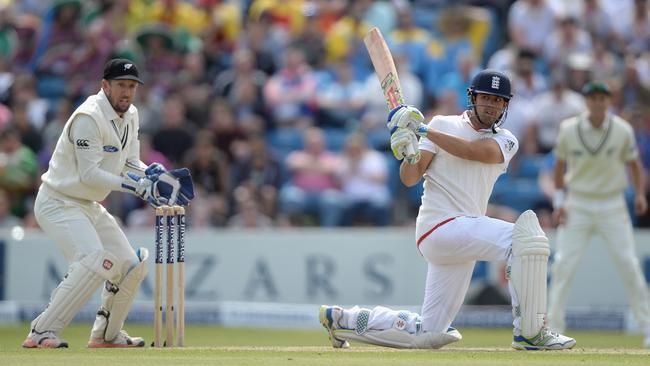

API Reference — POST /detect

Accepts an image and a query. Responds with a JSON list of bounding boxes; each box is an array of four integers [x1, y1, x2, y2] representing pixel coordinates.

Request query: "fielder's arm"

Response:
[[552, 158, 568, 225], [553, 159, 566, 192], [628, 157, 648, 215]]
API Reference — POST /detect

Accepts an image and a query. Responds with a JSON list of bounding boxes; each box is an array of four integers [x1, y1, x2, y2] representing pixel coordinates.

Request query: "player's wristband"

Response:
[[553, 190, 565, 209], [415, 124, 429, 137]]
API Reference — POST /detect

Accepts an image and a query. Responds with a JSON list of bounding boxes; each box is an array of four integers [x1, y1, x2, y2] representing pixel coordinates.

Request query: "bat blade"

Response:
[[364, 27, 414, 156], [364, 27, 404, 109]]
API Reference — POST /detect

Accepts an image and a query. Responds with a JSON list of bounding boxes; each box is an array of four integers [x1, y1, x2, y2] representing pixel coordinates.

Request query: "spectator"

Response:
[[135, 24, 182, 93], [337, 133, 391, 226], [152, 93, 195, 166], [11, 73, 48, 131], [182, 131, 230, 223], [214, 48, 267, 100], [526, 70, 585, 153], [292, 5, 327, 69], [316, 61, 367, 129], [176, 52, 213, 127], [213, 48, 268, 128], [616, 0, 650, 56], [389, 4, 431, 79], [438, 51, 481, 112], [30, 0, 83, 87], [542, 15, 592, 69], [263, 47, 317, 127], [207, 99, 245, 160], [9, 102, 42, 154], [509, 48, 547, 102], [231, 134, 282, 219], [0, 188, 21, 228], [573, 0, 615, 43], [279, 127, 344, 227], [508, 0, 556, 55], [11, 14, 40, 73], [39, 96, 73, 169], [0, 127, 38, 218], [227, 186, 273, 229]]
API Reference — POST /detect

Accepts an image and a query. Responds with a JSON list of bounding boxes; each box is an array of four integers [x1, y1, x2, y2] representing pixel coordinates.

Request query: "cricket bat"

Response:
[[363, 27, 415, 156]]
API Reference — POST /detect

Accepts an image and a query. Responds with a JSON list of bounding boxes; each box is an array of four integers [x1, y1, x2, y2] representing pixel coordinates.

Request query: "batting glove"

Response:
[[390, 128, 420, 164], [387, 105, 429, 137]]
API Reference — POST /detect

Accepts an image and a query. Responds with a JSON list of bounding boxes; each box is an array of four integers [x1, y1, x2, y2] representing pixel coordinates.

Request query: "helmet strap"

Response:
[[468, 93, 509, 134]]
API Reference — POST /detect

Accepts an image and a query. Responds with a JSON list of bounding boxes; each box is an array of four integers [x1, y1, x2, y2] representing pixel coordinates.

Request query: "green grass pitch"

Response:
[[1, 324, 648, 365]]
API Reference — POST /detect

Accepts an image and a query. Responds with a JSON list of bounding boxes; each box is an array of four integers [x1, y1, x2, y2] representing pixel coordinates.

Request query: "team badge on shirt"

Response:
[[504, 139, 515, 152], [76, 139, 90, 149]]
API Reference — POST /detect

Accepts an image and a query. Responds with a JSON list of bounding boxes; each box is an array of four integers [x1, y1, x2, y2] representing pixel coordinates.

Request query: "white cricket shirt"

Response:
[[41, 89, 146, 202], [417, 111, 519, 222], [554, 112, 638, 199]]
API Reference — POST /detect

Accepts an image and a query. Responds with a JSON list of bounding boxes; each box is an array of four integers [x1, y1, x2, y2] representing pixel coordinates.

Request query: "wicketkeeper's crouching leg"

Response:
[[23, 250, 121, 348], [508, 210, 576, 350], [88, 248, 149, 348], [319, 305, 461, 349]]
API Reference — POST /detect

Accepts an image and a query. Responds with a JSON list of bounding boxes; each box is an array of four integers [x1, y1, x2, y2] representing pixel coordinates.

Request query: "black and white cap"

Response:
[[102, 58, 144, 84]]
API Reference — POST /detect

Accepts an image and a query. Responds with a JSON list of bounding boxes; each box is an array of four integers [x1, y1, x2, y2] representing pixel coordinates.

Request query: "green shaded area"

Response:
[[0, 324, 648, 366]]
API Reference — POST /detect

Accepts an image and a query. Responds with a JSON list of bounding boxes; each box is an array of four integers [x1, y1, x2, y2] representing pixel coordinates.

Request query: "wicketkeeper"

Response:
[[22, 59, 194, 348]]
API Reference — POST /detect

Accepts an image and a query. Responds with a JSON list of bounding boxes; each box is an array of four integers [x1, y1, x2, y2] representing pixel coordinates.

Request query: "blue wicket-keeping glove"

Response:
[[154, 168, 195, 206]]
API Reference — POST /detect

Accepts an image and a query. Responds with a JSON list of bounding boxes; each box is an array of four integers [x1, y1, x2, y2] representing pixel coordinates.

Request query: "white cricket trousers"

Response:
[[342, 215, 514, 334], [34, 185, 139, 280], [548, 194, 650, 333]]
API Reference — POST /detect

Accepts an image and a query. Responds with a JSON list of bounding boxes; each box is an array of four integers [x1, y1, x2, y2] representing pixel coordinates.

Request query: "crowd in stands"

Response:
[[1, 0, 650, 230]]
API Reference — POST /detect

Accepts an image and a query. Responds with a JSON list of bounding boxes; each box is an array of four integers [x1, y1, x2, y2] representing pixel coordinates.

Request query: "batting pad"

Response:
[[508, 210, 550, 338], [91, 248, 149, 341], [332, 328, 462, 349], [33, 250, 120, 333]]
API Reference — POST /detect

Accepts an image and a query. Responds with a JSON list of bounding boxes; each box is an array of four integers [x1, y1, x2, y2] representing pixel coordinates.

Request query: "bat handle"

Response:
[[405, 144, 416, 157]]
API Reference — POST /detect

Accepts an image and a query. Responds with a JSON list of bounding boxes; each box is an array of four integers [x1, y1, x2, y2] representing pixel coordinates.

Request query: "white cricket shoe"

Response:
[[88, 330, 145, 348], [22, 330, 69, 348], [319, 305, 349, 348], [512, 327, 576, 350]]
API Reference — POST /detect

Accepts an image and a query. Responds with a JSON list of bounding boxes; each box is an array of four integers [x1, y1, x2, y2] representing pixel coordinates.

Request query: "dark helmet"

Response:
[[467, 69, 512, 101]]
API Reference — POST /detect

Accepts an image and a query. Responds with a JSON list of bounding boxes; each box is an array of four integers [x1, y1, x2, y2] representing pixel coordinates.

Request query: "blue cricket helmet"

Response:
[[467, 69, 512, 101], [466, 70, 512, 131]]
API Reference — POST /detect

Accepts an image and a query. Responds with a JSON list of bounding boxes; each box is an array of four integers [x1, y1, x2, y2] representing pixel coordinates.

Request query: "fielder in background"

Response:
[[22, 59, 194, 349], [320, 70, 576, 350], [548, 81, 650, 348]]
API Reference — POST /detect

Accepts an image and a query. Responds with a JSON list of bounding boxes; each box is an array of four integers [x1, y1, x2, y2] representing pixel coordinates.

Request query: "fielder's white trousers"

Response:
[[342, 215, 514, 334], [548, 194, 650, 333], [34, 185, 139, 285]]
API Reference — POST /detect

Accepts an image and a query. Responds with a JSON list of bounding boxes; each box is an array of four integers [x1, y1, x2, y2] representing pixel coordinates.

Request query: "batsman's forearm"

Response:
[[424, 129, 474, 160], [399, 161, 422, 187]]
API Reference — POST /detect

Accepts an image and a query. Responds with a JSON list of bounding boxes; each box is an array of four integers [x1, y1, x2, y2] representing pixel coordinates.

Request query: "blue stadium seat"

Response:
[[323, 128, 349, 152], [516, 154, 546, 179], [491, 177, 547, 213], [266, 128, 303, 160]]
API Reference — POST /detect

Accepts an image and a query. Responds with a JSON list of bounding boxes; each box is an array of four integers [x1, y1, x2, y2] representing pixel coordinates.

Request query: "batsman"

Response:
[[22, 59, 194, 348], [320, 70, 576, 350]]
